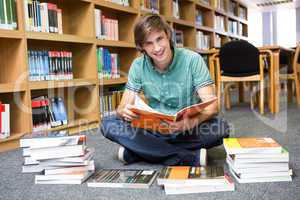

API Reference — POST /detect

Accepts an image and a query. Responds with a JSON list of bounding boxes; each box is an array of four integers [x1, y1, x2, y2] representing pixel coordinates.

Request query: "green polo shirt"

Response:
[[125, 47, 214, 115]]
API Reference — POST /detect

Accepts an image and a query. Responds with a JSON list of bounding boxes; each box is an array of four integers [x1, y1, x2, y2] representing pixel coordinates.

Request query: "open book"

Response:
[[129, 96, 217, 133]]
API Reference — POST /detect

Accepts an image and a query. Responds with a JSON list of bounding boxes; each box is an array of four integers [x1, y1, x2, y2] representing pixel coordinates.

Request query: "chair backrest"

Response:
[[219, 40, 260, 77], [294, 43, 300, 73]]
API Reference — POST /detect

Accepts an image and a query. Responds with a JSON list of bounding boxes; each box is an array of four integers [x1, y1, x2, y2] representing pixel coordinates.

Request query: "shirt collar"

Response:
[[145, 47, 178, 73]]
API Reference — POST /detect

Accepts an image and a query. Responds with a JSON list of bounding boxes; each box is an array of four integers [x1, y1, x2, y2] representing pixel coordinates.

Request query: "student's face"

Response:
[[142, 30, 172, 69]]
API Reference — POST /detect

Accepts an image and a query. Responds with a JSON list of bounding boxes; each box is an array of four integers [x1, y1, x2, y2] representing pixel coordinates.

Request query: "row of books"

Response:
[[104, 0, 130, 6], [214, 15, 225, 31], [140, 0, 159, 14], [196, 31, 210, 50], [195, 9, 204, 27], [215, 34, 222, 48], [0, 0, 17, 30], [28, 50, 73, 81], [228, 0, 238, 16], [97, 47, 120, 79], [224, 138, 292, 183], [173, 29, 184, 48], [31, 96, 68, 132], [24, 0, 63, 33], [94, 9, 119, 41], [20, 131, 95, 184], [100, 90, 124, 117], [212, 0, 226, 11], [172, 0, 180, 19], [228, 19, 238, 35], [0, 102, 10, 139]]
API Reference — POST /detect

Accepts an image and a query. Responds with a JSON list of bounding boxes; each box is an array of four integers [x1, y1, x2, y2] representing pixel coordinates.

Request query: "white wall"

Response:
[[248, 9, 263, 47], [276, 8, 296, 47]]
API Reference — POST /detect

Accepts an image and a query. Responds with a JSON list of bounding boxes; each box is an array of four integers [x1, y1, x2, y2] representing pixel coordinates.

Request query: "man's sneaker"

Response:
[[194, 148, 207, 166], [117, 146, 139, 165], [118, 146, 127, 164]]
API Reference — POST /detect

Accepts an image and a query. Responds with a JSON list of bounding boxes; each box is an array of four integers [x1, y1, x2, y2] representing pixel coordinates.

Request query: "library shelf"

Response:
[[0, 83, 27, 93], [99, 77, 128, 86], [0, 132, 27, 144], [195, 2, 214, 11], [195, 25, 214, 33], [29, 79, 97, 90], [171, 18, 195, 28], [96, 40, 136, 48], [47, 118, 99, 133], [93, 0, 138, 14], [25, 32, 95, 44], [0, 30, 24, 39]]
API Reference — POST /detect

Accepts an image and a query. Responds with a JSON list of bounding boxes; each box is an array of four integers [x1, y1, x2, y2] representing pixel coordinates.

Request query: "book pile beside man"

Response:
[[224, 138, 292, 183], [156, 166, 234, 195], [20, 130, 95, 184]]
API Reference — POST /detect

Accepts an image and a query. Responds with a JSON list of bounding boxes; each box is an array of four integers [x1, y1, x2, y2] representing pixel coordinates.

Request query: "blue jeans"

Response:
[[99, 115, 230, 165]]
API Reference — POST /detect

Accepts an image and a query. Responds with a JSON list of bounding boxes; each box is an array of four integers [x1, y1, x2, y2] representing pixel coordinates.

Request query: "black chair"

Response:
[[211, 40, 273, 114]]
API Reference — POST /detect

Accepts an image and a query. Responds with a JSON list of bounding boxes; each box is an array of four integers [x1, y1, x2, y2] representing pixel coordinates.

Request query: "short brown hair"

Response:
[[134, 14, 173, 52]]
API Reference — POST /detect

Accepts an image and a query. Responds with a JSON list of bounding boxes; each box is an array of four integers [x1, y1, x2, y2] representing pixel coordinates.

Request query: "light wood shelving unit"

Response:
[[0, 0, 248, 152]]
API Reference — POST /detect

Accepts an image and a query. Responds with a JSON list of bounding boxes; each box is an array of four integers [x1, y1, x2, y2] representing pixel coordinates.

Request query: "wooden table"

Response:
[[258, 45, 295, 114]]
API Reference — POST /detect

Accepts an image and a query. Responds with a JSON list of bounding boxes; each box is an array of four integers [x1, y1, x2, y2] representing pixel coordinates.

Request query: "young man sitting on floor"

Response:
[[100, 14, 230, 166]]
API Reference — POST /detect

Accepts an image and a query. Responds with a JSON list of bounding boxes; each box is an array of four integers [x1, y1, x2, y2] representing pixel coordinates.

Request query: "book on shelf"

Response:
[[23, 0, 63, 33], [0, 102, 10, 139], [140, 0, 159, 14], [100, 90, 124, 117], [195, 9, 203, 27], [163, 175, 234, 195], [173, 29, 184, 48], [87, 169, 158, 188], [172, 0, 179, 19], [223, 138, 282, 154], [0, 0, 17, 30], [94, 9, 119, 41], [97, 47, 120, 79], [28, 50, 73, 81], [31, 96, 68, 132], [130, 96, 217, 133], [105, 0, 130, 7]]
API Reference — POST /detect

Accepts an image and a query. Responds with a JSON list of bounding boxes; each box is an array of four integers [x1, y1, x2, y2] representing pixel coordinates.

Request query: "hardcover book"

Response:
[[130, 96, 217, 133], [87, 169, 157, 188], [223, 138, 282, 154], [157, 166, 226, 186]]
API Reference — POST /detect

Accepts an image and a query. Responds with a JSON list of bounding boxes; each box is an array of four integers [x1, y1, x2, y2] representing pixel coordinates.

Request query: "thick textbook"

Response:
[[87, 169, 157, 188], [20, 130, 86, 148], [163, 175, 234, 195], [130, 96, 217, 133], [157, 166, 226, 186], [223, 138, 282, 154]]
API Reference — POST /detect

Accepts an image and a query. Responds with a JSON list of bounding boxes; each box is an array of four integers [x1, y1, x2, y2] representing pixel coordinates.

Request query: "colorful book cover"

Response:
[[223, 138, 282, 154], [130, 96, 217, 133], [87, 169, 157, 188]]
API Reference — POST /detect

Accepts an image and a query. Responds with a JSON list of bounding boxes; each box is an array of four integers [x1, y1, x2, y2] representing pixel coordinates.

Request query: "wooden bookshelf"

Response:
[[0, 0, 248, 151]]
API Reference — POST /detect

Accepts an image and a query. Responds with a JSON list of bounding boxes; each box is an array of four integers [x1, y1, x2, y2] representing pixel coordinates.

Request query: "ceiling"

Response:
[[240, 0, 300, 11]]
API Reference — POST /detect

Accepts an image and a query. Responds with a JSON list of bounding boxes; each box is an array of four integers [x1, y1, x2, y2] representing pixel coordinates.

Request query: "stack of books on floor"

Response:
[[224, 138, 292, 183], [157, 166, 234, 195], [87, 169, 158, 188], [20, 130, 95, 184]]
